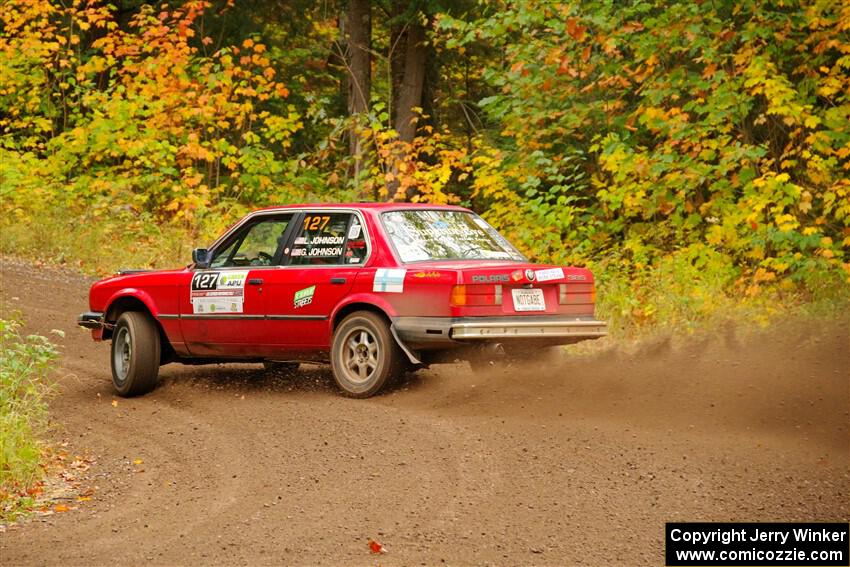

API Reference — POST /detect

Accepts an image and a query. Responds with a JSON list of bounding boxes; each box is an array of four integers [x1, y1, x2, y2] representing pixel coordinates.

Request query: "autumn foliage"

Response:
[[1, 0, 302, 226], [438, 0, 850, 326], [1, 0, 848, 330]]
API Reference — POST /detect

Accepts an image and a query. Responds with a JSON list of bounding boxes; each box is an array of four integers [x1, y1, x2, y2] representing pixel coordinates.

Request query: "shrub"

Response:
[[0, 318, 58, 520]]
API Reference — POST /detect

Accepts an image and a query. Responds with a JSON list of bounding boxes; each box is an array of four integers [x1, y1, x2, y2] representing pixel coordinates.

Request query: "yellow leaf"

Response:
[[133, 459, 143, 465], [111, 400, 118, 407]]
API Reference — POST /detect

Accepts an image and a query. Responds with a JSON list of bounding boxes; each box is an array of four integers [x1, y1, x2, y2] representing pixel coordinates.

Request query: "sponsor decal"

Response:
[[190, 270, 249, 314], [293, 285, 316, 309], [348, 224, 362, 239], [511, 270, 524, 282], [472, 274, 510, 283], [567, 274, 587, 281], [535, 267, 565, 282], [373, 268, 406, 293], [525, 268, 536, 281], [294, 237, 307, 245], [413, 271, 441, 279]]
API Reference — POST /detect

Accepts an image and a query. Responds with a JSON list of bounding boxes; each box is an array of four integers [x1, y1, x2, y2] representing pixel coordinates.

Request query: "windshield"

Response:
[[381, 210, 526, 263]]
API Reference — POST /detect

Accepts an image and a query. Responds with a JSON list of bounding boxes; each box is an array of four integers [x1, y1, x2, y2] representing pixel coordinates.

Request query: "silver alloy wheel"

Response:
[[341, 327, 379, 384], [113, 326, 131, 384]]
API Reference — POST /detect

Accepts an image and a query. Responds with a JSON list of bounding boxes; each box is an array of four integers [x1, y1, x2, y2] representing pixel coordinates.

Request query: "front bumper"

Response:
[[78, 312, 104, 329], [392, 315, 607, 349]]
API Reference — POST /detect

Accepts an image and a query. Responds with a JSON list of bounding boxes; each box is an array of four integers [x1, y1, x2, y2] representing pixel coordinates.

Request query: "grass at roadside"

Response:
[[0, 208, 216, 277], [0, 318, 59, 522]]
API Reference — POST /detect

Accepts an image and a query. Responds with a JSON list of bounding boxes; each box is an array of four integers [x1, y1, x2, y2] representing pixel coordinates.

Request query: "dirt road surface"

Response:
[[0, 259, 847, 566]]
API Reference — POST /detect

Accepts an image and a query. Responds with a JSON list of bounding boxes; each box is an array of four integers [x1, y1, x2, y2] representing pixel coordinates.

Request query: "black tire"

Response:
[[111, 311, 160, 397], [330, 311, 403, 398], [262, 361, 300, 373]]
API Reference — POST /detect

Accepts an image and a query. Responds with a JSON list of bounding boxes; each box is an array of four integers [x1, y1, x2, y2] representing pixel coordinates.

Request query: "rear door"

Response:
[[262, 210, 369, 349], [179, 212, 297, 356]]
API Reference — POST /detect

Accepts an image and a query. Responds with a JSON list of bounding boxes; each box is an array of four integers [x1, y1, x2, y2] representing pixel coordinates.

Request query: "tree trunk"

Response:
[[347, 0, 371, 179], [386, 19, 426, 200], [393, 21, 426, 143]]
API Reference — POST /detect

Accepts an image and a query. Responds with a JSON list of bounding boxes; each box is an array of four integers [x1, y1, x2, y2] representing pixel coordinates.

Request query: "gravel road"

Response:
[[0, 259, 847, 566]]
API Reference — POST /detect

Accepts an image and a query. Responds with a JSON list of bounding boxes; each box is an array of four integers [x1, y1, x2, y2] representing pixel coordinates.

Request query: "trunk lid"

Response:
[[405, 261, 595, 317]]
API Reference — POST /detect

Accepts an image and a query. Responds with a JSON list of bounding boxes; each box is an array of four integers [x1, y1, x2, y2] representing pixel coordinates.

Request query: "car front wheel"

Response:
[[111, 311, 161, 397], [330, 311, 402, 398]]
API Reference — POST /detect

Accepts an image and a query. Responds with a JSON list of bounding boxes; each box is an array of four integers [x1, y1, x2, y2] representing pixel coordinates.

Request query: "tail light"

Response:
[[450, 285, 467, 306], [559, 282, 596, 304], [450, 285, 503, 306]]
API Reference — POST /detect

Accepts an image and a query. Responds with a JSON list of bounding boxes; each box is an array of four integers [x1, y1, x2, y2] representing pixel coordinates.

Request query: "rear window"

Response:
[[381, 210, 526, 263]]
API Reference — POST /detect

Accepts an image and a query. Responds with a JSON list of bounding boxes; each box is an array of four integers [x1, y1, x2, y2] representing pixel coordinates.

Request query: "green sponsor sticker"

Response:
[[293, 285, 316, 308]]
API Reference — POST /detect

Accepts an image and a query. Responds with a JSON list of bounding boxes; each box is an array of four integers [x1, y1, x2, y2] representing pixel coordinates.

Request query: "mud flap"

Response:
[[390, 324, 422, 365]]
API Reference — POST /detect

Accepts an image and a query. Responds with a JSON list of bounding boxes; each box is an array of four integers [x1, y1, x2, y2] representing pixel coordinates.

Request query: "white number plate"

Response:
[[511, 288, 545, 312]]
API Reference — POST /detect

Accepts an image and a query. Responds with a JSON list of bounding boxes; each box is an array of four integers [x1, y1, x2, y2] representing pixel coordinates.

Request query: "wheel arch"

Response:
[[331, 300, 421, 366], [103, 293, 175, 363], [331, 301, 392, 331]]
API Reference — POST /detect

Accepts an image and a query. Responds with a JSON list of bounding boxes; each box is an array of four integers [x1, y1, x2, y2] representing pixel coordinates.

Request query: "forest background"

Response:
[[2, 0, 849, 335]]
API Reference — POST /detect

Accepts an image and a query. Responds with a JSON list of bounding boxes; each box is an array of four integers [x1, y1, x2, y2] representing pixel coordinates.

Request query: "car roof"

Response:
[[254, 202, 471, 213]]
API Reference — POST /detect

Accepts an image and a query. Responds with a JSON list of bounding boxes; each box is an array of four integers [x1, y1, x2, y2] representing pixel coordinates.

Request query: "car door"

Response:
[[179, 212, 297, 357], [261, 210, 369, 350]]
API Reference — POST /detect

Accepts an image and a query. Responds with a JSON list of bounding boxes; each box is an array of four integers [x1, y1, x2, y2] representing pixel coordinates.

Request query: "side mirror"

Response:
[[192, 248, 211, 269]]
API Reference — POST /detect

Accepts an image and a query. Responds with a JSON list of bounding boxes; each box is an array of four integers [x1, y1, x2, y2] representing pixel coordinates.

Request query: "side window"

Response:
[[210, 215, 292, 268], [288, 212, 368, 266]]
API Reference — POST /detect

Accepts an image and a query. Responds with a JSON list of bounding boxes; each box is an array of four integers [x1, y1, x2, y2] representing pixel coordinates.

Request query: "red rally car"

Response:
[[78, 203, 607, 397]]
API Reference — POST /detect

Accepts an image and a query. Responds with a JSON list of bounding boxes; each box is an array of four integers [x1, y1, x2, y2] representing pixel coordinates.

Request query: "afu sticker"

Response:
[[190, 271, 249, 314]]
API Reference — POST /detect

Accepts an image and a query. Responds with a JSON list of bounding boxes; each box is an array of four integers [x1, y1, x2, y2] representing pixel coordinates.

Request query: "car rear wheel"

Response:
[[111, 311, 160, 397], [330, 311, 402, 398]]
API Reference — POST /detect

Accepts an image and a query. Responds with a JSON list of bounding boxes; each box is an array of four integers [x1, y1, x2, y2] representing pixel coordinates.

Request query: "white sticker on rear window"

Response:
[[373, 269, 406, 293], [395, 244, 430, 262], [535, 267, 565, 282], [348, 224, 361, 239], [190, 270, 249, 314]]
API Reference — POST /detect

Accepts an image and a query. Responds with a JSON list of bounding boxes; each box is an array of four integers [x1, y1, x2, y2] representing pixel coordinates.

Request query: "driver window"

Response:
[[211, 216, 292, 268]]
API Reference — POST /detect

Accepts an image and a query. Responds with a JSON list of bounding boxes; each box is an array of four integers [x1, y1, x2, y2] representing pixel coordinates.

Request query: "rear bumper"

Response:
[[77, 312, 104, 329], [392, 315, 607, 349]]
